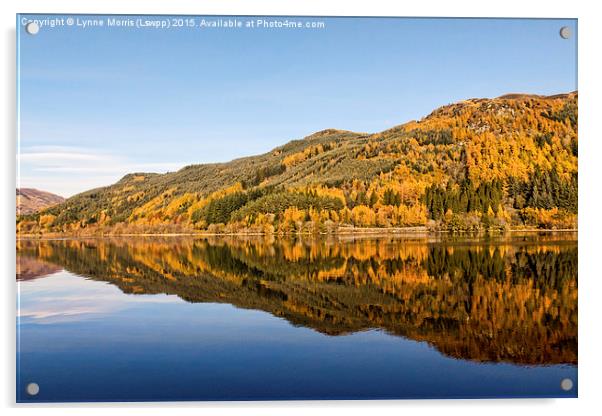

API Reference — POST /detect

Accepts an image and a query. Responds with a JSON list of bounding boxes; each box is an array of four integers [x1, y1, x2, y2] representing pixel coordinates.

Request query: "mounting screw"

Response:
[[559, 26, 571, 40], [26, 382, 39, 396]]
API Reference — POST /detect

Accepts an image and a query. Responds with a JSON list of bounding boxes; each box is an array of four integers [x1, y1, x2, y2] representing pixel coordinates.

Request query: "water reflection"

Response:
[[17, 255, 61, 281], [17, 234, 577, 366]]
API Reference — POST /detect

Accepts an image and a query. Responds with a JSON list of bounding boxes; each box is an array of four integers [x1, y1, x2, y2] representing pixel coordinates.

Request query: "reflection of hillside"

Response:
[[16, 255, 62, 281], [17, 236, 577, 365]]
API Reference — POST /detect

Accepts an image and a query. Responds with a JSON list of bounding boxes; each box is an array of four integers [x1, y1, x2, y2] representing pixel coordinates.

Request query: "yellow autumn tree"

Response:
[[351, 205, 376, 227]]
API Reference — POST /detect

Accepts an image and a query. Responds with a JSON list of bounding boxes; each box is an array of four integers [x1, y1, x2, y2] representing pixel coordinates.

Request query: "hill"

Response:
[[16, 188, 65, 216], [17, 92, 578, 235]]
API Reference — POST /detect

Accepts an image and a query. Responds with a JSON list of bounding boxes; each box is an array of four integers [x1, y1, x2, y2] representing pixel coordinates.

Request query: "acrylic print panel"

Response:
[[16, 15, 578, 402]]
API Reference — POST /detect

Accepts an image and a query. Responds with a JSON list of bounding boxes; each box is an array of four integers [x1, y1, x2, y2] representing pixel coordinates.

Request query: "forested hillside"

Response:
[[17, 92, 578, 235], [16, 188, 64, 215]]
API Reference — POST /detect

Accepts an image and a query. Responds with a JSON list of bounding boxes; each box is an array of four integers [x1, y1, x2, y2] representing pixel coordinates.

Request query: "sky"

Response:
[[17, 16, 577, 197]]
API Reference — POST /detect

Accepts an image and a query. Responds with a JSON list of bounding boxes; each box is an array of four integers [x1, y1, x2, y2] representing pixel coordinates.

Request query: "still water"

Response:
[[16, 234, 577, 402]]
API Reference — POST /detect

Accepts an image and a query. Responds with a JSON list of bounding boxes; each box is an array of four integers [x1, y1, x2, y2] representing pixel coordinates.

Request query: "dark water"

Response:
[[16, 234, 578, 402]]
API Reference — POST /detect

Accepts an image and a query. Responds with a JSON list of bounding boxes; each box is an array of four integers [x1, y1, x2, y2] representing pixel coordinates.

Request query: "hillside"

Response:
[[16, 188, 64, 216], [17, 92, 578, 235]]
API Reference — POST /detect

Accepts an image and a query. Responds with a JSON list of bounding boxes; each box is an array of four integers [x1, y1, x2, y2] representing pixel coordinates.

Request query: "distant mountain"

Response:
[[17, 92, 577, 234], [16, 188, 65, 215]]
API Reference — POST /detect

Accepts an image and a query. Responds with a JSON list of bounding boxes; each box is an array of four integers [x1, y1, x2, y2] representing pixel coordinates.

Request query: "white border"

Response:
[[2, 1, 601, 415]]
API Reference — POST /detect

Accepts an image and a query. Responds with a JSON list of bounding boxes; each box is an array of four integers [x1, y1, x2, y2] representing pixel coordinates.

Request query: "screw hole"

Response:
[[560, 378, 573, 391], [25, 22, 40, 35], [26, 382, 39, 396]]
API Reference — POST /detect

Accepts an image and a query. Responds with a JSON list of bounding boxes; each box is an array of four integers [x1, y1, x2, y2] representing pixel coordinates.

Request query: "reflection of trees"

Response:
[[17, 236, 577, 365]]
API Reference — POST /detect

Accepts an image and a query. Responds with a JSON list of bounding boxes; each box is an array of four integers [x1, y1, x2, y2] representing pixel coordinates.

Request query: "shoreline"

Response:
[[16, 227, 578, 239]]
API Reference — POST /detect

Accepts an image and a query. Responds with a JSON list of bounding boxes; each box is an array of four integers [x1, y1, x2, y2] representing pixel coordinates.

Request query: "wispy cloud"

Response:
[[20, 151, 109, 163], [32, 164, 182, 174], [17, 146, 185, 197], [18, 271, 180, 324]]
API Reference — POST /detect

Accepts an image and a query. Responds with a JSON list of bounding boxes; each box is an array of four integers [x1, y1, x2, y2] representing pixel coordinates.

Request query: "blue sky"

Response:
[[17, 16, 577, 197]]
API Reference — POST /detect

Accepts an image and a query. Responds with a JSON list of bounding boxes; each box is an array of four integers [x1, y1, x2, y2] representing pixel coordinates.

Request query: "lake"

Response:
[[16, 234, 578, 402]]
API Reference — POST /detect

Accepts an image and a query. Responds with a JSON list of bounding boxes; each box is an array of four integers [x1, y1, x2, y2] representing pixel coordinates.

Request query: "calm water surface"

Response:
[[16, 234, 577, 402]]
